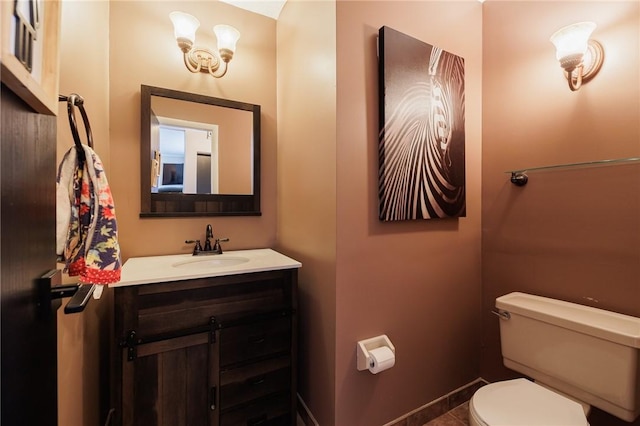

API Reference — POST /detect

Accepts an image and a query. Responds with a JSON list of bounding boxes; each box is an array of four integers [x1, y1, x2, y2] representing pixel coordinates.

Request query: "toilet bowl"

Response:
[[469, 378, 589, 426]]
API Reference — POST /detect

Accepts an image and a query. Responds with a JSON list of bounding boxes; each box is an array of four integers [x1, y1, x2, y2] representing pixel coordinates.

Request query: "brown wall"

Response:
[[109, 1, 277, 261], [333, 2, 483, 424], [277, 1, 338, 424], [481, 2, 640, 425], [56, 2, 111, 425], [215, 107, 253, 194]]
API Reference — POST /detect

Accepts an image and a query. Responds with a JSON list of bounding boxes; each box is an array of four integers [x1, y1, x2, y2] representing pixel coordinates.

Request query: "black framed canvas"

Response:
[[378, 26, 466, 221]]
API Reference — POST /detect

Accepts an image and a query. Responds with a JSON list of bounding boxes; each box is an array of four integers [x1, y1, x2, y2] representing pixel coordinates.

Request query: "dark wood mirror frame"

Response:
[[140, 85, 261, 217]]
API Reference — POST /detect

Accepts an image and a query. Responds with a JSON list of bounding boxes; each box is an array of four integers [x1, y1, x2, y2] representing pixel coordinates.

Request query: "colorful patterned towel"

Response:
[[56, 145, 121, 284]]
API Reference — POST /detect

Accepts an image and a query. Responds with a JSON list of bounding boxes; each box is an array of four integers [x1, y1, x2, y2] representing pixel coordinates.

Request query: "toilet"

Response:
[[469, 292, 640, 426]]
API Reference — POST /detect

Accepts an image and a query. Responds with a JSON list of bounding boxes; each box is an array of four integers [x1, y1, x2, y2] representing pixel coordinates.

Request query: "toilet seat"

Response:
[[470, 378, 589, 426]]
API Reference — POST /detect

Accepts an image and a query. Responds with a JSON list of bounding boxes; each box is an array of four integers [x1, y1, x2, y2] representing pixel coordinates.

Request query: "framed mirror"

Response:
[[140, 85, 261, 217]]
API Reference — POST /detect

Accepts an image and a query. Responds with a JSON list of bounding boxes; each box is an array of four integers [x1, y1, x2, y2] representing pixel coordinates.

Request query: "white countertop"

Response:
[[110, 248, 301, 288]]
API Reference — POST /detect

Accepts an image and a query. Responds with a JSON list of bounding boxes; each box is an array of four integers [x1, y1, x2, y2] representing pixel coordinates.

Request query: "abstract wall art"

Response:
[[378, 26, 466, 221]]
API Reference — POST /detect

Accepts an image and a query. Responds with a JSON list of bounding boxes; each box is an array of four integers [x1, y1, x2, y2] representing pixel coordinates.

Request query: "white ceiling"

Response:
[[221, 0, 485, 19], [220, 0, 287, 20]]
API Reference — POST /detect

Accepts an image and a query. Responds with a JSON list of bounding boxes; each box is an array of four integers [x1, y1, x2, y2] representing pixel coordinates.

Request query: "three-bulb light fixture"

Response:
[[169, 11, 240, 78], [549, 21, 604, 91]]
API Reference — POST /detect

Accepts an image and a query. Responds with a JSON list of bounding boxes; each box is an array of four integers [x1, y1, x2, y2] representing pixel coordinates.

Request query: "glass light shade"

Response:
[[550, 21, 596, 61], [214, 25, 241, 53], [170, 11, 200, 43]]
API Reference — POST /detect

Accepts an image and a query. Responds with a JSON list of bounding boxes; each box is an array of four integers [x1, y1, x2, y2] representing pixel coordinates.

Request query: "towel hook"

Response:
[[59, 94, 94, 164], [63, 93, 93, 149]]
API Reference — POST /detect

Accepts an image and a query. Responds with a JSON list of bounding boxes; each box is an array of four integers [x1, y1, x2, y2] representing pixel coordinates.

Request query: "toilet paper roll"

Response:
[[368, 346, 395, 374]]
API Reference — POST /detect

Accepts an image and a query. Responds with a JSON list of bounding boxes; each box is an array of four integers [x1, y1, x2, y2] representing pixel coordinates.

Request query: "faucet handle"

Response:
[[212, 238, 229, 254], [185, 239, 202, 255]]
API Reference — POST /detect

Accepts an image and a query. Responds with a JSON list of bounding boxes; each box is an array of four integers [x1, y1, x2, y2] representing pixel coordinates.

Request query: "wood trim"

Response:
[[137, 332, 209, 358], [137, 270, 285, 295], [1, 0, 60, 115], [139, 84, 262, 217], [140, 85, 151, 213], [211, 328, 221, 426]]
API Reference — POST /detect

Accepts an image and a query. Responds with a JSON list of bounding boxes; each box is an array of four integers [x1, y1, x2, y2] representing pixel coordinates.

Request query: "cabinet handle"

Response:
[[209, 386, 217, 411], [248, 334, 266, 344]]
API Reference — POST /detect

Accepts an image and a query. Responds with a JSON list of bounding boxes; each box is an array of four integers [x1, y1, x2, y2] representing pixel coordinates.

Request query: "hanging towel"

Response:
[[56, 144, 121, 285], [56, 149, 75, 257]]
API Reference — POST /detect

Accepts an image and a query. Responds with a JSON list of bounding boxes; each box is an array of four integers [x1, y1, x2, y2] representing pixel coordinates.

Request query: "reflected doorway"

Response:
[[197, 153, 213, 194]]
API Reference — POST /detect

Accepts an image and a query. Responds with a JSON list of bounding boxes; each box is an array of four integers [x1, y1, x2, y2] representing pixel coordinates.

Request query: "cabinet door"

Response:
[[120, 332, 218, 426]]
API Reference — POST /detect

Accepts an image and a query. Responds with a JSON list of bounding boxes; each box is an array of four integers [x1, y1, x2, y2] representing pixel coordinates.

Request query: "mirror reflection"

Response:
[[150, 96, 253, 195], [140, 85, 261, 217]]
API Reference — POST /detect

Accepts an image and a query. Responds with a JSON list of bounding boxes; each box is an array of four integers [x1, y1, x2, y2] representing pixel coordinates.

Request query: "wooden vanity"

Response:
[[110, 249, 301, 426]]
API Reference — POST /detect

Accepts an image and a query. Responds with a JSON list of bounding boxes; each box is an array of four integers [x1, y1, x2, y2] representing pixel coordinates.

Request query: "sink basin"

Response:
[[172, 256, 250, 269], [113, 249, 302, 287]]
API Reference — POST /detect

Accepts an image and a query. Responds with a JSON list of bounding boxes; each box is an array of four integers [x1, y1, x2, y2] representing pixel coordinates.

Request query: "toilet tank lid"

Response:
[[496, 292, 640, 348]]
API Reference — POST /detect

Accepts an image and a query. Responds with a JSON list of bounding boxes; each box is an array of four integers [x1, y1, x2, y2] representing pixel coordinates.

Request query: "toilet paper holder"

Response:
[[356, 334, 395, 371]]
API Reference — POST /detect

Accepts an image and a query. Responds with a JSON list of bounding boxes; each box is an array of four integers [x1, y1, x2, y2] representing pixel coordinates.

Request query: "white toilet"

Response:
[[469, 292, 640, 426]]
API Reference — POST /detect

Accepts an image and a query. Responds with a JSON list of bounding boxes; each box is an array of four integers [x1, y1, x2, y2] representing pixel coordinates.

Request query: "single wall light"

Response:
[[169, 11, 240, 78], [550, 21, 604, 91]]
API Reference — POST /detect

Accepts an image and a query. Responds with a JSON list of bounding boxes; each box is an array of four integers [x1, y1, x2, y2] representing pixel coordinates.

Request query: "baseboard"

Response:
[[384, 378, 488, 426], [296, 378, 490, 426], [297, 393, 320, 426]]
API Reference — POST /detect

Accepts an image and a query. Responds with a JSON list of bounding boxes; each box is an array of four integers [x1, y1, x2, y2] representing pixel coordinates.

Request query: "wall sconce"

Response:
[[169, 11, 240, 78], [550, 21, 604, 91]]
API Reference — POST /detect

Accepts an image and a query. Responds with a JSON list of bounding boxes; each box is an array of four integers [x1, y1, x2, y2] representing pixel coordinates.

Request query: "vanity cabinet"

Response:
[[112, 268, 298, 426]]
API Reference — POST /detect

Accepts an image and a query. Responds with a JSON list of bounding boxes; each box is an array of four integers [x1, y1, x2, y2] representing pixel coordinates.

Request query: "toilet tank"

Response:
[[495, 292, 640, 422]]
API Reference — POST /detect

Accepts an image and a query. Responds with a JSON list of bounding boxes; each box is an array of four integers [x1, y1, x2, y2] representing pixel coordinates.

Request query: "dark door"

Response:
[[197, 152, 212, 194], [1, 84, 59, 425]]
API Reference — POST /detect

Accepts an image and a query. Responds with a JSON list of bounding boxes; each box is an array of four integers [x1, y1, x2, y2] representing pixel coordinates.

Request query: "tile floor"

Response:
[[297, 400, 471, 426], [423, 401, 470, 426]]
